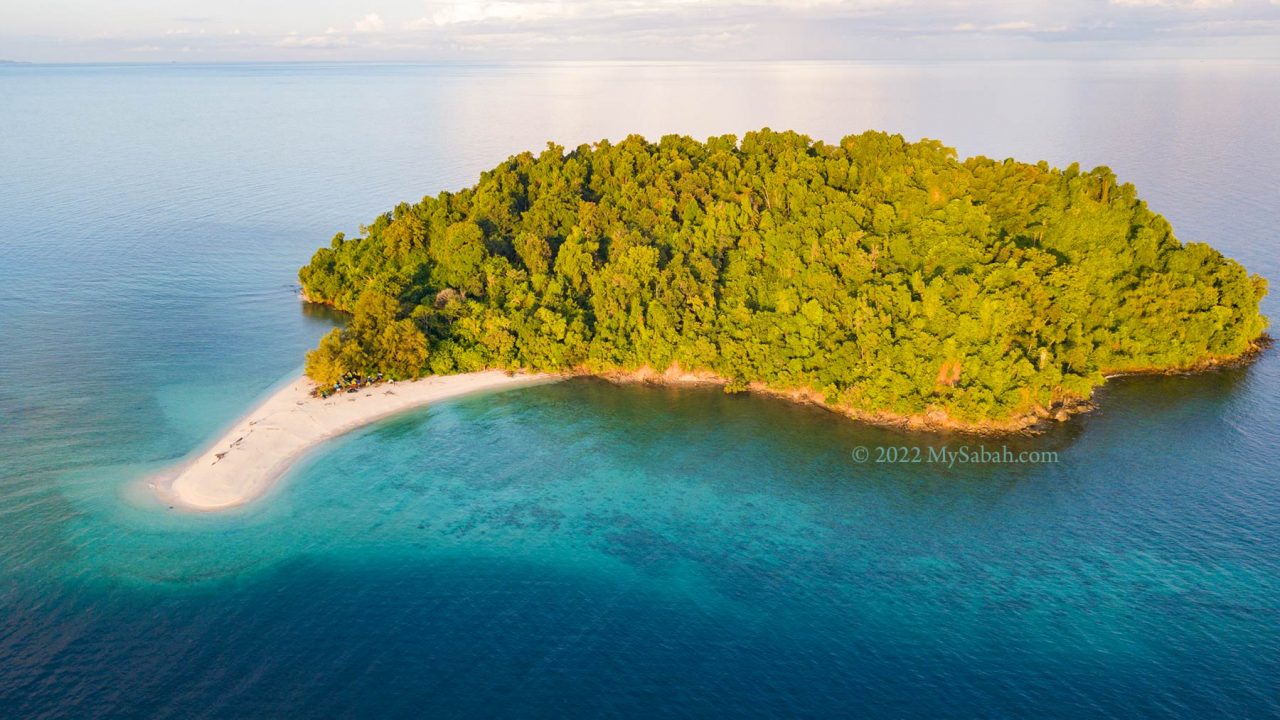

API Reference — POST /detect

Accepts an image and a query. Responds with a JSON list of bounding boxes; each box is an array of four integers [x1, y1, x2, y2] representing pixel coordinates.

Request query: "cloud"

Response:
[[409, 0, 905, 29], [295, 0, 1280, 58], [353, 13, 386, 33], [415, 1, 569, 28], [1111, 0, 1236, 6], [5, 0, 1280, 62], [277, 33, 353, 48], [945, 19, 1069, 36], [987, 20, 1036, 31]]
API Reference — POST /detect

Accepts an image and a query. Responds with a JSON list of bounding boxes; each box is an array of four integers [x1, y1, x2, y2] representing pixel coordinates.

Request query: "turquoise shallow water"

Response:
[[1, 61, 1279, 717]]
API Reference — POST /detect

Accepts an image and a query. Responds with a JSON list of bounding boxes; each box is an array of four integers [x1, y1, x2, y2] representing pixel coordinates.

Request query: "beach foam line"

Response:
[[154, 370, 556, 511]]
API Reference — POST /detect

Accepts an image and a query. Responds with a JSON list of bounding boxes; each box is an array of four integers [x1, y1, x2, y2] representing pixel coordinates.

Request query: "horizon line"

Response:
[[6, 57, 1280, 67]]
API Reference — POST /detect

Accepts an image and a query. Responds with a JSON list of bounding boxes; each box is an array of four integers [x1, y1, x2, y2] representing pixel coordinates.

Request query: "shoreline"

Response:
[[585, 365, 1081, 435], [154, 336, 1269, 512], [586, 335, 1272, 435], [152, 370, 555, 511]]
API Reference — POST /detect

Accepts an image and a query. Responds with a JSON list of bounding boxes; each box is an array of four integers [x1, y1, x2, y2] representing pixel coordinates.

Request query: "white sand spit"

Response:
[[155, 371, 554, 510]]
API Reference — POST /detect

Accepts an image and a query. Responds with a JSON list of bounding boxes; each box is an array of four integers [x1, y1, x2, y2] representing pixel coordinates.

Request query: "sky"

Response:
[[2, 0, 1279, 63]]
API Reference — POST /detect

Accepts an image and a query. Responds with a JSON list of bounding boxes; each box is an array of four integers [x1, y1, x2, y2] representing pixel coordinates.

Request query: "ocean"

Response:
[[1, 61, 1278, 718]]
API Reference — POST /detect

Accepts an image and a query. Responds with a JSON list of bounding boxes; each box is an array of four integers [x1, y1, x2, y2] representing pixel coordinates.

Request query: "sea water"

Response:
[[1, 61, 1278, 718]]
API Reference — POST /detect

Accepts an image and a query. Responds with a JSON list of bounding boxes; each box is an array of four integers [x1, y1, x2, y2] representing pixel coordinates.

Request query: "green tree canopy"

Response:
[[299, 129, 1268, 425]]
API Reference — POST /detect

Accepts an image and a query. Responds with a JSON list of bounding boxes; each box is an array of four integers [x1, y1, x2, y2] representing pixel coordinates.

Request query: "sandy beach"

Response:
[[155, 371, 554, 511]]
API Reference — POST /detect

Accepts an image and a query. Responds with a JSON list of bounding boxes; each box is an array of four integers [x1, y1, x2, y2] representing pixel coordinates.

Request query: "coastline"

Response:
[[154, 336, 1269, 512], [153, 370, 555, 511], [585, 365, 1081, 435], [587, 335, 1272, 435]]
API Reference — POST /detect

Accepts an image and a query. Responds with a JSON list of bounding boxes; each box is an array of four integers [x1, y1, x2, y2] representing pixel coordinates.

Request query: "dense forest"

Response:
[[298, 129, 1268, 427]]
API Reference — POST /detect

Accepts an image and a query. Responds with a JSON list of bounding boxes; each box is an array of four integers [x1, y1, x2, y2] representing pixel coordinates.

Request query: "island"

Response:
[[156, 129, 1269, 510], [299, 129, 1269, 430]]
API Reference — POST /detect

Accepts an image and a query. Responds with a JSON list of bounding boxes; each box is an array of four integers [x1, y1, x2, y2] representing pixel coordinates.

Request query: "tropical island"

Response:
[[299, 129, 1268, 429], [155, 129, 1268, 510]]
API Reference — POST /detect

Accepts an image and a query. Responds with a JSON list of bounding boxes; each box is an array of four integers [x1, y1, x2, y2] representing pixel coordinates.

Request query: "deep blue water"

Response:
[[1, 61, 1278, 718]]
